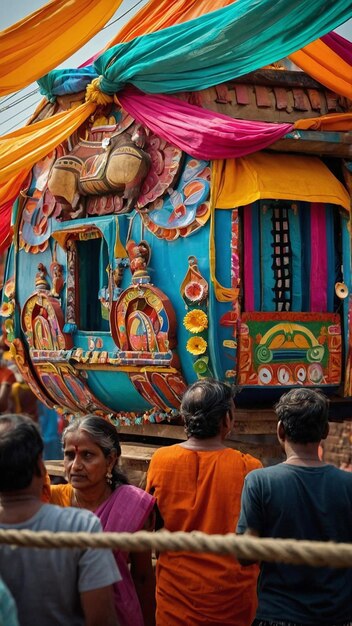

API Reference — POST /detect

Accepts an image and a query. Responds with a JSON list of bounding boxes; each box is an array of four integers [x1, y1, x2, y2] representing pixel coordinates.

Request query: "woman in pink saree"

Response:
[[50, 415, 156, 626]]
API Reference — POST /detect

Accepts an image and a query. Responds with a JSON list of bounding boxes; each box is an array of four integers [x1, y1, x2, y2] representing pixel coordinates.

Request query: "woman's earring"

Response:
[[106, 471, 113, 486]]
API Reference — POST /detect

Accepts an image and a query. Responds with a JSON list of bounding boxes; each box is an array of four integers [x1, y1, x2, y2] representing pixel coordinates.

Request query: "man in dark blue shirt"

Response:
[[237, 388, 352, 626]]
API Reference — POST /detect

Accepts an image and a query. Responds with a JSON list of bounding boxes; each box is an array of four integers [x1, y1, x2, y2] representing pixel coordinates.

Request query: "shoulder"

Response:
[[149, 443, 182, 465], [224, 448, 262, 473], [243, 463, 281, 487], [324, 464, 352, 485], [115, 483, 155, 506], [50, 483, 72, 506], [39, 503, 102, 533]]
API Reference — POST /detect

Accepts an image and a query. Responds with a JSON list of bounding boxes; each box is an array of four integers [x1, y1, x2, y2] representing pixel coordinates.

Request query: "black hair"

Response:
[[181, 378, 234, 439], [62, 415, 128, 489], [275, 388, 329, 444], [0, 414, 43, 492]]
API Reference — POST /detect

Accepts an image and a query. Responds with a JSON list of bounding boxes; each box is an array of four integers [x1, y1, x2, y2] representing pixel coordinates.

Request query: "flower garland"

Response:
[[0, 277, 16, 342], [183, 306, 213, 378]]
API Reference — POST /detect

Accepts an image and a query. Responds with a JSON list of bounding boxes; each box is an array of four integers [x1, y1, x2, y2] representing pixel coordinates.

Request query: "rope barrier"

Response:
[[0, 529, 352, 568]]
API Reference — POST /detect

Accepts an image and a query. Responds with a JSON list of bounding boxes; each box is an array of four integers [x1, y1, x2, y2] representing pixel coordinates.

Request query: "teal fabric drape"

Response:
[[94, 0, 352, 95], [39, 0, 352, 100], [38, 67, 97, 102]]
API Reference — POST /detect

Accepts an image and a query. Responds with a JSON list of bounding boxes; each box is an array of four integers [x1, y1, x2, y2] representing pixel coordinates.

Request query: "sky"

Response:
[[0, 1, 351, 136], [0, 0, 149, 134]]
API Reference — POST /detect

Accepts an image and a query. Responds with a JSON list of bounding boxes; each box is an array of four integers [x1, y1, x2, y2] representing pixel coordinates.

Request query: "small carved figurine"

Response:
[[126, 240, 151, 277], [35, 263, 50, 291], [50, 261, 64, 297]]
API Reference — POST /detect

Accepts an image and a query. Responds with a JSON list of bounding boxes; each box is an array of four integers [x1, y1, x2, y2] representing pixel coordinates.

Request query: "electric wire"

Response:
[[0, 0, 145, 118]]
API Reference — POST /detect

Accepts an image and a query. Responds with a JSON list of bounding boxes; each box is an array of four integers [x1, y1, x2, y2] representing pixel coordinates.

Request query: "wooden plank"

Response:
[[231, 69, 326, 90], [254, 85, 272, 108], [234, 84, 250, 105], [325, 91, 338, 111], [232, 420, 277, 435], [292, 88, 310, 111], [307, 89, 322, 111], [269, 136, 352, 158], [117, 424, 186, 440], [215, 84, 232, 104], [274, 87, 288, 110]]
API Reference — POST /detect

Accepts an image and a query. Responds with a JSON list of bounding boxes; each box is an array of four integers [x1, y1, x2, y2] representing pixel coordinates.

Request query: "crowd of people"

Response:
[[0, 379, 351, 626], [0, 334, 63, 459]]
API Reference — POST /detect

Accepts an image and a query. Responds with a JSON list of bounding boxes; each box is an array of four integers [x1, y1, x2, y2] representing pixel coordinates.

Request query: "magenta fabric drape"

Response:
[[118, 87, 293, 159], [322, 31, 352, 66], [310, 203, 327, 312], [243, 205, 255, 311], [95, 486, 155, 626]]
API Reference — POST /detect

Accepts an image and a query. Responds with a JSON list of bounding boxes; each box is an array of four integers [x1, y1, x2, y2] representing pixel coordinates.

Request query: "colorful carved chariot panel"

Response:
[[32, 361, 112, 415], [238, 312, 341, 387], [21, 290, 72, 352]]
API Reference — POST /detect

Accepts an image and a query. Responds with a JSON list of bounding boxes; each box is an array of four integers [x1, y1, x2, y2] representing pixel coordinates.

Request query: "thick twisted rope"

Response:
[[0, 529, 352, 568]]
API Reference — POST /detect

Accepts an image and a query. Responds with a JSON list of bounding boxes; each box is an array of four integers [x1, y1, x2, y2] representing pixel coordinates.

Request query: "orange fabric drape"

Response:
[[0, 102, 95, 184], [0, 0, 123, 96], [294, 112, 352, 131], [107, 0, 236, 46], [291, 41, 352, 100]]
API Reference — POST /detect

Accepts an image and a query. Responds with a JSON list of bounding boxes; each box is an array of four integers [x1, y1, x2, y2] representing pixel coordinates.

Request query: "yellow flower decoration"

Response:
[[4, 279, 15, 299], [0, 301, 14, 318], [186, 336, 207, 356], [183, 310, 208, 333]]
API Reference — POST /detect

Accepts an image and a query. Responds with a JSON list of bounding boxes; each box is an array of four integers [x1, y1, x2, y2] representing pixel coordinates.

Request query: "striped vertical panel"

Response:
[[288, 203, 302, 311], [243, 204, 255, 311], [325, 204, 336, 312], [310, 202, 327, 312], [261, 203, 275, 311]]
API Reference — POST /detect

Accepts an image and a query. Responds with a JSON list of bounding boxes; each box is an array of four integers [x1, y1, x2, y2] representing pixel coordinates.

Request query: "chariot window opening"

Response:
[[76, 236, 109, 332]]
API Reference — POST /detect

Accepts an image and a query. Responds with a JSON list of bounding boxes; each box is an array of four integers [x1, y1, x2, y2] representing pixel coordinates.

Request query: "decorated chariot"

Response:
[[1, 0, 352, 453]]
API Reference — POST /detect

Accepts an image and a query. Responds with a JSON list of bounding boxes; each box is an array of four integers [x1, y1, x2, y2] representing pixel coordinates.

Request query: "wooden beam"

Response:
[[230, 69, 326, 90]]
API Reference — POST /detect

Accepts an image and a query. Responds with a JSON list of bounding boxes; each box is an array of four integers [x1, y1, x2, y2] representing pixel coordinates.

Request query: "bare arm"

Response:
[[237, 527, 260, 567], [130, 550, 156, 626], [80, 585, 119, 626]]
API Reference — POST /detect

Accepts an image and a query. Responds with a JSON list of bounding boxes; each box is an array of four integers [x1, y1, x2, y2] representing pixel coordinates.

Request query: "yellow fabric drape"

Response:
[[0, 102, 96, 184], [291, 42, 352, 101], [0, 170, 31, 207], [209, 172, 238, 302], [294, 112, 352, 132], [212, 153, 350, 211], [0, 0, 123, 97]]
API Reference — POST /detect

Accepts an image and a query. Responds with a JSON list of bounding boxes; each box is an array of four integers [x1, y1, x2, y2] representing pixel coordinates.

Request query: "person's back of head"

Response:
[[0, 414, 43, 492], [181, 378, 234, 439], [275, 388, 329, 444]]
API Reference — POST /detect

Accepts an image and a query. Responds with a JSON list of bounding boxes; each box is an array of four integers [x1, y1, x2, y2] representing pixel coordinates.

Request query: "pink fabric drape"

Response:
[[95, 485, 155, 626], [119, 87, 293, 159], [310, 203, 327, 312], [322, 31, 352, 66]]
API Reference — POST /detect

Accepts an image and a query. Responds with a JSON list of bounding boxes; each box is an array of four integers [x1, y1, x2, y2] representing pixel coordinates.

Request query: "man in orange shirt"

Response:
[[146, 378, 262, 626]]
